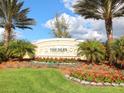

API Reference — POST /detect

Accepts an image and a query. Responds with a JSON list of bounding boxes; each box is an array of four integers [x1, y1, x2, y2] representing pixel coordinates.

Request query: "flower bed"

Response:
[[70, 64, 124, 84], [0, 61, 79, 69], [35, 57, 81, 63], [65, 75, 124, 87], [0, 61, 47, 69]]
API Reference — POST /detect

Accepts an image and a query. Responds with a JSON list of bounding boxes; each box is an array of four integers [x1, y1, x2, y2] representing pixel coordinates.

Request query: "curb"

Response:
[[65, 75, 124, 87]]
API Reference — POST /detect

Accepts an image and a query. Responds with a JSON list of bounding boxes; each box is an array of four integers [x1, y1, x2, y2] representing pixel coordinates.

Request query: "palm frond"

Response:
[[73, 0, 124, 19], [51, 14, 71, 38], [0, 0, 36, 29], [78, 40, 105, 63]]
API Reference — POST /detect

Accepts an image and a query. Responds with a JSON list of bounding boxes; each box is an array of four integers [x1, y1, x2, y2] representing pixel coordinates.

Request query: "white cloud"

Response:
[[62, 0, 77, 11], [113, 17, 124, 38], [61, 0, 82, 12], [61, 0, 124, 40], [0, 28, 4, 40], [0, 28, 22, 40], [45, 13, 105, 40], [0, 28, 4, 34]]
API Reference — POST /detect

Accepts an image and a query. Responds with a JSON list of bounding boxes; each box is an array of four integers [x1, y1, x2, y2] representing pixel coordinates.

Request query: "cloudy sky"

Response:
[[0, 0, 124, 41]]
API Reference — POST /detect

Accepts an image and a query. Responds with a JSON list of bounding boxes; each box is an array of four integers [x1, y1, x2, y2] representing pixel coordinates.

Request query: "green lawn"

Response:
[[0, 68, 123, 93]]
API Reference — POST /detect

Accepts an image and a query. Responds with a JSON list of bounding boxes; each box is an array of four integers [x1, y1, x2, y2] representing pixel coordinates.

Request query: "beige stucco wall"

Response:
[[33, 38, 84, 58]]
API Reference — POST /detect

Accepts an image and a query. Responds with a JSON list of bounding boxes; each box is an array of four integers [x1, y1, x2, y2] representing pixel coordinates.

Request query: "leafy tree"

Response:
[[73, 0, 124, 62], [78, 40, 105, 64], [0, 0, 35, 47], [51, 14, 71, 38]]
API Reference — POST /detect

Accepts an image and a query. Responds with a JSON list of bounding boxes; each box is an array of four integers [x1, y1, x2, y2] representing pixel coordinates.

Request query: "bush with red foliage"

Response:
[[70, 63, 124, 83]]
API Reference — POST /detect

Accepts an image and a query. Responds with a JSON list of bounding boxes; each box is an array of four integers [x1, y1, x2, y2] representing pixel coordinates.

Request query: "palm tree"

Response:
[[51, 14, 71, 38], [111, 37, 124, 63], [0, 44, 7, 62], [78, 40, 105, 64], [0, 0, 35, 47], [0, 40, 36, 61], [8, 40, 36, 60], [73, 0, 124, 61]]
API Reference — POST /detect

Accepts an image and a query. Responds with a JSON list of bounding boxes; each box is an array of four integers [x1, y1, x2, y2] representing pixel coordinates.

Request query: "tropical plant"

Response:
[[0, 45, 7, 62], [111, 37, 124, 63], [0, 0, 35, 47], [51, 14, 71, 38], [73, 0, 124, 62], [8, 40, 36, 60], [0, 40, 36, 62], [78, 40, 105, 63]]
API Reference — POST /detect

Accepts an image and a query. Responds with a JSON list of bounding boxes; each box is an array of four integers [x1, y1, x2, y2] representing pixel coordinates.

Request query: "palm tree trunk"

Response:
[[105, 18, 113, 41], [90, 55, 94, 64], [4, 24, 11, 48], [105, 18, 113, 64]]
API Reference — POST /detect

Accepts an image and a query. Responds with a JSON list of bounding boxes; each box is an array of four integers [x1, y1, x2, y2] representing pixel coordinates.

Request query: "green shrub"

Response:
[[0, 40, 36, 62], [0, 46, 7, 62], [78, 40, 106, 64], [8, 40, 36, 60], [111, 36, 124, 63]]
